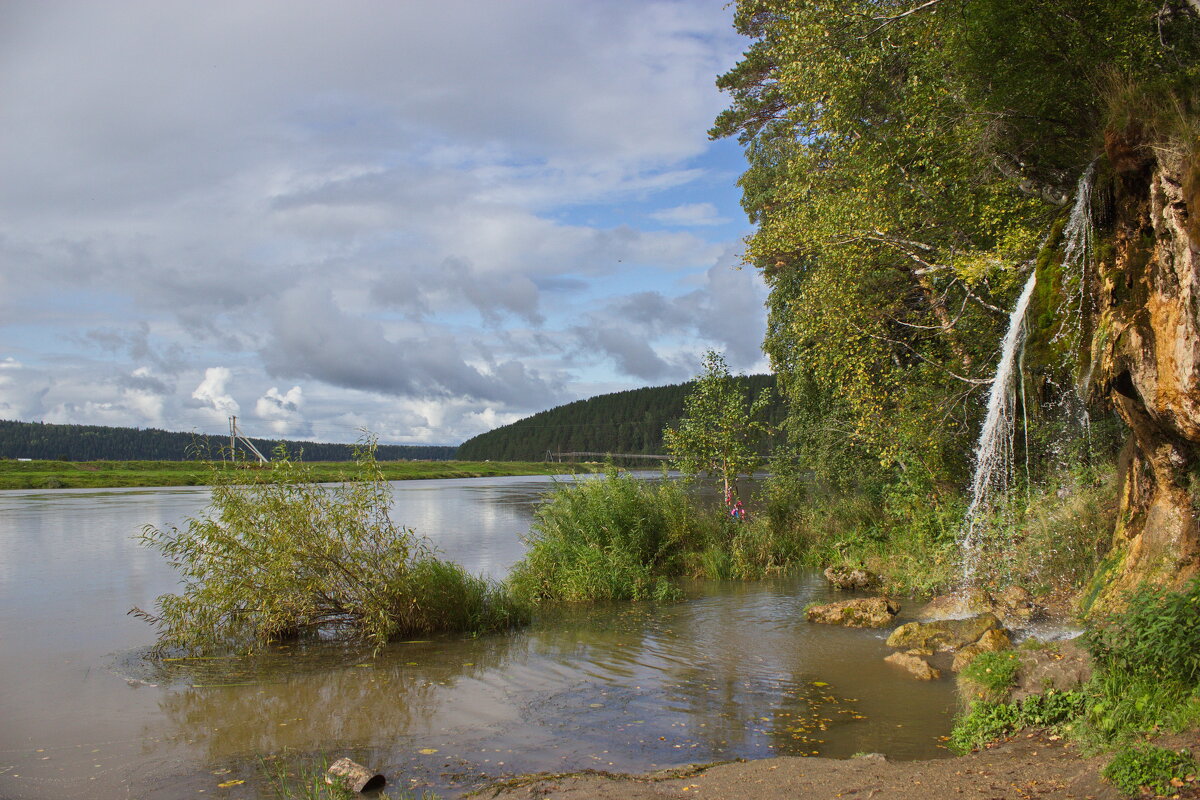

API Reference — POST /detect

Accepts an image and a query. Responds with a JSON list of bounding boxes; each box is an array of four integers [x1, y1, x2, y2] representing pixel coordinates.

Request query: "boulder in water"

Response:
[[886, 612, 1004, 651], [805, 597, 900, 628], [822, 565, 879, 590], [884, 651, 942, 680]]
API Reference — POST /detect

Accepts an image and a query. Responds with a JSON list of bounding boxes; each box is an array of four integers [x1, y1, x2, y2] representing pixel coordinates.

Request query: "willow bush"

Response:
[[133, 437, 528, 655]]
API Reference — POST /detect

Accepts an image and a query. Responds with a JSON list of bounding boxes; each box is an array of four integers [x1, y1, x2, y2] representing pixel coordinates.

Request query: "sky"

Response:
[[0, 1, 765, 446]]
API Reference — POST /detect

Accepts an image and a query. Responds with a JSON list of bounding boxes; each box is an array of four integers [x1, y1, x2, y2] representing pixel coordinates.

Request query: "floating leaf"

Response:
[[217, 779, 244, 788], [418, 748, 438, 755]]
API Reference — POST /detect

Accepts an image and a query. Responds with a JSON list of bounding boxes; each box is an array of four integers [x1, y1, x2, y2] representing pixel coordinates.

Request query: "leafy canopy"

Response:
[[715, 0, 1199, 488]]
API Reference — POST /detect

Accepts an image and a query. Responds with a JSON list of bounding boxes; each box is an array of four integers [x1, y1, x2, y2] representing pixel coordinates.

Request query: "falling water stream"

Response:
[[958, 165, 1099, 586]]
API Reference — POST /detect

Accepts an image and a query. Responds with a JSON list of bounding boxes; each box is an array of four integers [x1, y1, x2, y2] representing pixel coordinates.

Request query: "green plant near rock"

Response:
[[1102, 743, 1198, 798], [134, 436, 529, 655], [961, 650, 1023, 699]]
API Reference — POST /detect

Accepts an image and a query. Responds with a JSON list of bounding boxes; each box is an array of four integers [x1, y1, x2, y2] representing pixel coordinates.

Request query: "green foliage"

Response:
[[1085, 578, 1200, 685], [949, 690, 1087, 754], [508, 469, 697, 603], [135, 437, 528, 654], [962, 650, 1023, 696], [664, 350, 774, 499], [716, 0, 1199, 578], [1102, 744, 1198, 798], [508, 468, 805, 604], [1074, 579, 1200, 746], [953, 579, 1200, 757]]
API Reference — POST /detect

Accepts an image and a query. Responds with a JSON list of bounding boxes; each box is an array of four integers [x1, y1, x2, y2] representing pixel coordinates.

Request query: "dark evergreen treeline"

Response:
[[457, 375, 784, 462], [0, 419, 457, 462]]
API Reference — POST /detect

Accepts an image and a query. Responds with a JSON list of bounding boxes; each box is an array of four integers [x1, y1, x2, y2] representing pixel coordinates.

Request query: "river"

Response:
[[0, 474, 956, 799]]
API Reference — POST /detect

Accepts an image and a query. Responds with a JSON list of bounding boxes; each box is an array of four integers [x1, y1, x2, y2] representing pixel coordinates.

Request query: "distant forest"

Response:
[[458, 375, 784, 462], [0, 419, 457, 462]]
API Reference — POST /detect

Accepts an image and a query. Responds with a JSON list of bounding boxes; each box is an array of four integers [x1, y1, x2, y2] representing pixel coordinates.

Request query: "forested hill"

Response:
[[457, 375, 783, 462], [0, 419, 457, 462]]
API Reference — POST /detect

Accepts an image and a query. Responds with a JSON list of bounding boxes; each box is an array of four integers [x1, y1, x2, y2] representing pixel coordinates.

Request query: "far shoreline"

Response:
[[0, 458, 607, 490]]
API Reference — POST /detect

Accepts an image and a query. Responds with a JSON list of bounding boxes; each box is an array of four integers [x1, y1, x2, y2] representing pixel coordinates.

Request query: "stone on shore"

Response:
[[884, 651, 942, 680], [823, 566, 879, 590], [805, 597, 900, 628], [886, 612, 1004, 651]]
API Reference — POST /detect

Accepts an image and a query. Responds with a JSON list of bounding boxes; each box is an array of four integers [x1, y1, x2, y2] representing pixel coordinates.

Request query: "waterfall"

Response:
[[958, 271, 1038, 585], [957, 164, 1098, 587]]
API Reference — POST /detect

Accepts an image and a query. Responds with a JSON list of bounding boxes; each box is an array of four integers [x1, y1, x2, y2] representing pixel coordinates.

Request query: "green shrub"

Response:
[[508, 468, 699, 603], [949, 690, 1086, 754], [1102, 743, 1198, 797], [961, 650, 1022, 696], [135, 437, 528, 654], [1085, 577, 1200, 685]]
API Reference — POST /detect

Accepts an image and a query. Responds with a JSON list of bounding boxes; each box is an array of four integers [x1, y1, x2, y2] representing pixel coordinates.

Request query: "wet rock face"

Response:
[[1090, 144, 1200, 601], [823, 566, 879, 591], [918, 588, 1042, 625], [885, 613, 1003, 652], [805, 597, 900, 628]]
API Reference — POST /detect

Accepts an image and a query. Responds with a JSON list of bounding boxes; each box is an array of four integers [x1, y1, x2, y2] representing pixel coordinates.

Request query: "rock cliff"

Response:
[[1088, 136, 1200, 605]]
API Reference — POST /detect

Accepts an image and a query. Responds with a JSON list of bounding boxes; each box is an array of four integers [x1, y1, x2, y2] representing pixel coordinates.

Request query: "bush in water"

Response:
[[134, 435, 528, 655]]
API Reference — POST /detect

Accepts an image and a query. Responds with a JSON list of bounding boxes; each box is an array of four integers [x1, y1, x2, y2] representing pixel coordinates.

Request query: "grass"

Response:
[[507, 467, 795, 605], [508, 468, 699, 603], [949, 690, 1087, 754], [960, 650, 1023, 700], [0, 458, 603, 490]]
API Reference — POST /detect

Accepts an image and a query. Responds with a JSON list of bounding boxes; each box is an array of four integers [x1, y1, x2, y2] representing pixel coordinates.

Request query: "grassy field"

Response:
[[0, 459, 603, 490]]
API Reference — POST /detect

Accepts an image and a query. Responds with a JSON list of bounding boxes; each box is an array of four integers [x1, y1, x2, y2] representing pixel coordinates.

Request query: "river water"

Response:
[[0, 474, 956, 799]]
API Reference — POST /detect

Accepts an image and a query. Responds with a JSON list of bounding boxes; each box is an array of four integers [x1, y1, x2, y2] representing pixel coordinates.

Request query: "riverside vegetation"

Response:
[[134, 439, 529, 655]]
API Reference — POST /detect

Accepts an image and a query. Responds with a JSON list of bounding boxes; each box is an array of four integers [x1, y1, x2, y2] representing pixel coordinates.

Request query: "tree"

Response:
[[713, 0, 1199, 489], [664, 350, 774, 502]]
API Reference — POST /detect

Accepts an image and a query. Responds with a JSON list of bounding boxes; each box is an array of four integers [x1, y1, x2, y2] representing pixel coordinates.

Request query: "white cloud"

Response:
[[191, 367, 240, 420], [255, 385, 307, 435], [649, 202, 728, 227]]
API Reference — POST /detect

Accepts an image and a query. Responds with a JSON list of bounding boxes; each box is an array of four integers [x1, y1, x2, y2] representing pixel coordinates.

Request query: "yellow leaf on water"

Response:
[[217, 779, 244, 788], [812, 681, 829, 687], [418, 748, 438, 755]]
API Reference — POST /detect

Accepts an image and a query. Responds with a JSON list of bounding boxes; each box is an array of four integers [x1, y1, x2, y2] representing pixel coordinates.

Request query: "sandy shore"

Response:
[[483, 729, 1200, 800]]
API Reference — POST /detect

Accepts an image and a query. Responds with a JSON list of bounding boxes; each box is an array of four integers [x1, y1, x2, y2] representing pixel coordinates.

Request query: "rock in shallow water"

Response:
[[884, 651, 942, 680], [805, 596, 900, 628], [886, 612, 1004, 651]]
